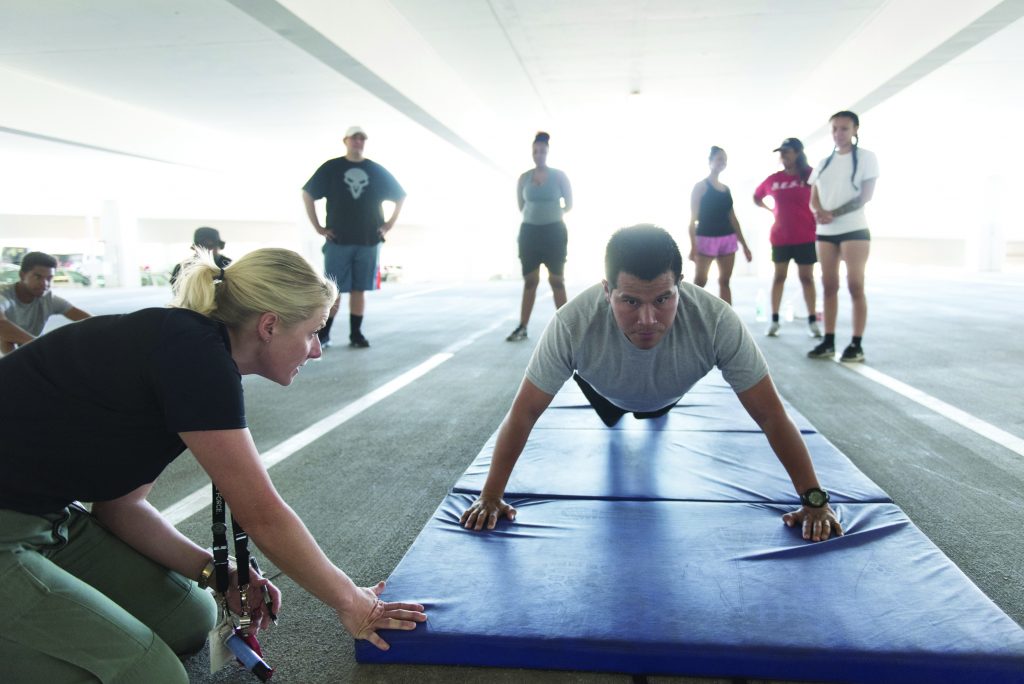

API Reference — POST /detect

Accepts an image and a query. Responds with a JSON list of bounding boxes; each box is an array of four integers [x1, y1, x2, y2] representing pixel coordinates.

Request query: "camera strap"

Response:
[[209, 485, 274, 680], [211, 484, 254, 633]]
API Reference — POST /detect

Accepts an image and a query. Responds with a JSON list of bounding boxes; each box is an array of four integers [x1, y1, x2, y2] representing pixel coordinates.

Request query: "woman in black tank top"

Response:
[[687, 146, 752, 304]]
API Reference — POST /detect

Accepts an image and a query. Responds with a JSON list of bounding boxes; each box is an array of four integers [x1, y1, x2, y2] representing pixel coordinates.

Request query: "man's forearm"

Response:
[[65, 307, 91, 322], [762, 415, 820, 493], [480, 378, 553, 498], [0, 319, 33, 346], [481, 416, 533, 497], [301, 191, 324, 233], [384, 198, 405, 228]]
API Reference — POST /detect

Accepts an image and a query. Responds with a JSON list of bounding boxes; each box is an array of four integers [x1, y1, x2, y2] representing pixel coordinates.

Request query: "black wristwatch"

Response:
[[800, 487, 830, 508]]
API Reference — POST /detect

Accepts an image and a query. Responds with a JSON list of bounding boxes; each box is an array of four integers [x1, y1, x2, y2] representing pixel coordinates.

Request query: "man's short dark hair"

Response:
[[604, 224, 682, 288], [20, 251, 57, 273]]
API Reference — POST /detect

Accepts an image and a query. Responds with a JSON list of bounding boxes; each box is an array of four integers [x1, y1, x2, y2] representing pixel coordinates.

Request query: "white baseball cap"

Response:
[[344, 125, 368, 139]]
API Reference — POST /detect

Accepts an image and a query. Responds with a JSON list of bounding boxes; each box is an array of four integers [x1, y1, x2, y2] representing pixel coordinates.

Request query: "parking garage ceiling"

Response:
[[1, 0, 1021, 176]]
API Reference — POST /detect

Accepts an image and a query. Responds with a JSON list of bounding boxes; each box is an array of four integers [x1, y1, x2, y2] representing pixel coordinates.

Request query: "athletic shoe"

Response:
[[320, 339, 332, 350], [349, 333, 370, 348], [840, 344, 865, 363], [506, 325, 528, 342], [808, 321, 823, 338], [807, 341, 835, 359], [766, 321, 780, 337]]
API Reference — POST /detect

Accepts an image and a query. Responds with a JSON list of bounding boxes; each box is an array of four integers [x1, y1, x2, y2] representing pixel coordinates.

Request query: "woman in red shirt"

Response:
[[753, 138, 822, 339]]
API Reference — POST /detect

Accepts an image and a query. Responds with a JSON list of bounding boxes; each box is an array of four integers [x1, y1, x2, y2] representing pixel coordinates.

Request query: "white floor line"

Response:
[[161, 317, 511, 525], [840, 362, 1024, 457], [393, 283, 461, 300]]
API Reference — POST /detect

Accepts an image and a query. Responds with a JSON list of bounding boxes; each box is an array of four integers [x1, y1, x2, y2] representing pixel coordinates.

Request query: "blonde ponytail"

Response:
[[172, 248, 337, 329]]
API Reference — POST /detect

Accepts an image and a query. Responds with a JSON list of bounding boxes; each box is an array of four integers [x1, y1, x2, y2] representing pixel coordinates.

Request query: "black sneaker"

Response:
[[506, 325, 527, 342], [840, 344, 864, 363], [349, 333, 370, 348], [807, 340, 835, 359]]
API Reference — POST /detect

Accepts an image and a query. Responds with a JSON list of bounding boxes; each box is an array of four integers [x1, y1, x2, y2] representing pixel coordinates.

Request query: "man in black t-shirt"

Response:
[[302, 126, 406, 348]]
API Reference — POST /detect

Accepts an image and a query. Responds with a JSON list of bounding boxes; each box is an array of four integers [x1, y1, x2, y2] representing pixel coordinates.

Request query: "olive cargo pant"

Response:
[[0, 505, 216, 683]]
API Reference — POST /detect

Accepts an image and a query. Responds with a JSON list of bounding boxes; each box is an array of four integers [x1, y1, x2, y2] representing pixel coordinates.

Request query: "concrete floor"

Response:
[[44, 267, 1024, 683]]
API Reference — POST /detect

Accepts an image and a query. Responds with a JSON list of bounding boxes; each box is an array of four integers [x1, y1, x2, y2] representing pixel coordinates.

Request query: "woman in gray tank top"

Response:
[[506, 131, 574, 342]]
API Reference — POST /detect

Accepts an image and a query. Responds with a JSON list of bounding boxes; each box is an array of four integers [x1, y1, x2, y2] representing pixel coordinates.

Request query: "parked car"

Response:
[[52, 269, 92, 287], [140, 269, 170, 287], [380, 264, 403, 283], [0, 264, 19, 285]]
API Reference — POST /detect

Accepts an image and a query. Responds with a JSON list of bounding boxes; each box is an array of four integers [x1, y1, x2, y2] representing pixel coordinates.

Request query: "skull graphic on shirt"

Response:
[[344, 168, 369, 199]]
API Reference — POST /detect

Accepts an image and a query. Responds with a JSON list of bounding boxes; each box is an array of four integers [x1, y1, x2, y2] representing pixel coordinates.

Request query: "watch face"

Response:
[[807, 490, 826, 506]]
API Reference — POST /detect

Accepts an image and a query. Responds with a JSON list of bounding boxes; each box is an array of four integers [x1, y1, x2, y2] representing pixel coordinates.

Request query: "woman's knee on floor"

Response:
[[2, 637, 188, 684], [0, 552, 191, 684], [110, 635, 190, 684], [157, 583, 217, 655]]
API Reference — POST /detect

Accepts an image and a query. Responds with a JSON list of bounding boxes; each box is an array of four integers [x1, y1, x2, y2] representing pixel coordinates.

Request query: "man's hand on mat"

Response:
[[783, 506, 843, 542], [460, 495, 517, 530], [339, 581, 427, 650]]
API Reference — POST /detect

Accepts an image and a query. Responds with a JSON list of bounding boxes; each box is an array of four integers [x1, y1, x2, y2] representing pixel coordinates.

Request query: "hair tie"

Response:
[[216, 267, 225, 283]]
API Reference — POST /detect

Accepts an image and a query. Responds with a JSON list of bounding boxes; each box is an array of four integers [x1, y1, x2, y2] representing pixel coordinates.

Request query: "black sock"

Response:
[[350, 314, 363, 337], [824, 333, 835, 346], [319, 316, 334, 341], [851, 336, 862, 348], [808, 313, 817, 323], [771, 313, 780, 323]]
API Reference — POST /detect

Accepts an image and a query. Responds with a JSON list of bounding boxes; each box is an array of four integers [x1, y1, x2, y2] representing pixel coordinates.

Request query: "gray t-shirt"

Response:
[[526, 282, 769, 412], [0, 283, 72, 336], [520, 168, 567, 225]]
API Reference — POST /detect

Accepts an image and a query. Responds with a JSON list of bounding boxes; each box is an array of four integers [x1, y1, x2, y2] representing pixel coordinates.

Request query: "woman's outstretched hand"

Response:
[[339, 581, 426, 650]]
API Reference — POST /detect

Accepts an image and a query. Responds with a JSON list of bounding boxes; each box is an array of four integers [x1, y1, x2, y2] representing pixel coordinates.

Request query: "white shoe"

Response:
[[808, 321, 823, 338], [766, 321, 780, 337]]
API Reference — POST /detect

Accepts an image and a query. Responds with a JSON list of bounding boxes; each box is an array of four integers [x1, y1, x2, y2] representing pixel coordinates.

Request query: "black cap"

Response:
[[773, 138, 804, 152], [193, 227, 225, 249]]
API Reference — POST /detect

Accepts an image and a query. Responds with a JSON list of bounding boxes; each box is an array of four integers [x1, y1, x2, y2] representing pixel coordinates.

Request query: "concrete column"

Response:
[[100, 200, 141, 288], [974, 175, 1005, 272]]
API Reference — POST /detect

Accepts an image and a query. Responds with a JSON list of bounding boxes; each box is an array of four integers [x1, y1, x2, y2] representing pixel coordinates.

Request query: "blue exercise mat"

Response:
[[357, 494, 1024, 682], [453, 429, 890, 503]]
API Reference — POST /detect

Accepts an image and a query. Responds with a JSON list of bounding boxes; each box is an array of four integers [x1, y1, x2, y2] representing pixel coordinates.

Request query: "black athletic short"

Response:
[[771, 241, 817, 265], [573, 373, 677, 428], [518, 221, 568, 276], [816, 229, 871, 245]]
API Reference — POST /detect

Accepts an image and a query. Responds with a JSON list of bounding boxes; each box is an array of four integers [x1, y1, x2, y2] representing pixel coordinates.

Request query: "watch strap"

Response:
[[800, 486, 830, 508]]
